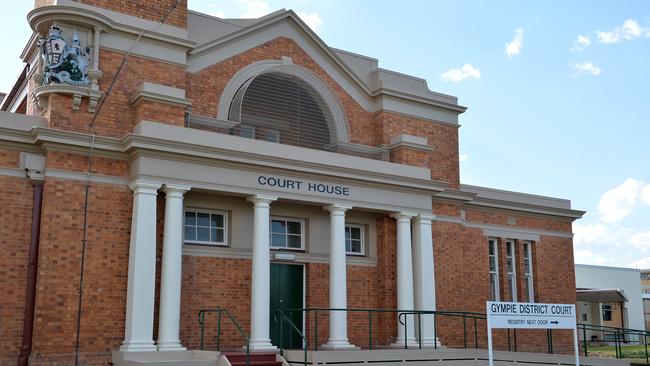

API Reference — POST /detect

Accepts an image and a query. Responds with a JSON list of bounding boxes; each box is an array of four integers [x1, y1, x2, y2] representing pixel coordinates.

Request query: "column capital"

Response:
[[247, 194, 278, 207], [163, 184, 191, 197], [324, 204, 352, 215], [415, 214, 436, 225], [390, 212, 416, 223], [128, 181, 161, 195]]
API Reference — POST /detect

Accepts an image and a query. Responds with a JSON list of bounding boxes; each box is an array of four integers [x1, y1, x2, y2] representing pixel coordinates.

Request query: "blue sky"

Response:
[[2, 1, 649, 268]]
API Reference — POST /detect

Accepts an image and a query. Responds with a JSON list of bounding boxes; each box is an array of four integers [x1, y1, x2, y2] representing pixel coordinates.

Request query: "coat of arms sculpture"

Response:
[[38, 25, 90, 86]]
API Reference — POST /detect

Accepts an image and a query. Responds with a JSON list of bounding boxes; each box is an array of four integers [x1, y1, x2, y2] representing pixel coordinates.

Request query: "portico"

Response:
[[118, 121, 443, 353]]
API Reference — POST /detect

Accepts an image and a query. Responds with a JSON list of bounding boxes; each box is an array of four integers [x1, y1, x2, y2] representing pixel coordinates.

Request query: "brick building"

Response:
[[0, 1, 584, 365]]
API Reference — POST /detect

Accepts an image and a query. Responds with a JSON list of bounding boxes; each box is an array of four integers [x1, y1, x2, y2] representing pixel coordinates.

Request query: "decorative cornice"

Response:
[[464, 198, 585, 220], [387, 134, 433, 152], [130, 82, 191, 107], [187, 114, 239, 130], [28, 2, 194, 48]]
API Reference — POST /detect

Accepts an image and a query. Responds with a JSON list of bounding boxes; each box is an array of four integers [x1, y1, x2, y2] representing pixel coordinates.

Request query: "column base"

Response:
[[390, 339, 420, 349], [321, 339, 360, 350], [415, 338, 443, 348], [248, 339, 278, 351], [157, 340, 187, 351], [119, 340, 157, 352]]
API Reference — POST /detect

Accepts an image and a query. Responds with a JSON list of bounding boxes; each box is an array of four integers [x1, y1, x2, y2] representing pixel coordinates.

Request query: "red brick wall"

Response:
[[429, 205, 576, 354], [376, 112, 460, 187], [29, 178, 131, 366], [465, 208, 572, 232], [39, 49, 186, 138], [0, 176, 36, 365]]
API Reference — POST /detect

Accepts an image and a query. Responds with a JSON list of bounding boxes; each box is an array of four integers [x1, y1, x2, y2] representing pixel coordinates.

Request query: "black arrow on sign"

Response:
[[550, 321, 559, 324]]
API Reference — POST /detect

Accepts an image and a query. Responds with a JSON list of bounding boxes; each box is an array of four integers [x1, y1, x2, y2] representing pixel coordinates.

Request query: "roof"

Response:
[[576, 288, 628, 303]]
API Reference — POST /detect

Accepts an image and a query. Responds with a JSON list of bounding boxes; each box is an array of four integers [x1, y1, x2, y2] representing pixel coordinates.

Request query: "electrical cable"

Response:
[[73, 2, 180, 365]]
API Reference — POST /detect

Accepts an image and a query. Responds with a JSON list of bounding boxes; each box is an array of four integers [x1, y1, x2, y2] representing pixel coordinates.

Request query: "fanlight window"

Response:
[[228, 72, 336, 150]]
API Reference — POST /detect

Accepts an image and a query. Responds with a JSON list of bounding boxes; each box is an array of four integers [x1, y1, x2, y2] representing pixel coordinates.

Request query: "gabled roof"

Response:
[[186, 9, 466, 120]]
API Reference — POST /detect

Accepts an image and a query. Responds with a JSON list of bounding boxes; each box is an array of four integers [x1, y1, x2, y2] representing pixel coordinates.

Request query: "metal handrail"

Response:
[[281, 307, 487, 351], [577, 322, 650, 362], [273, 309, 309, 366], [198, 308, 250, 366]]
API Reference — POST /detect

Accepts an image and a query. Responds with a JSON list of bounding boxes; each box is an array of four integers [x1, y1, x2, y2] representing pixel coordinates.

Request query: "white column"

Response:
[[391, 212, 417, 347], [120, 181, 161, 352], [157, 185, 191, 351], [412, 214, 438, 347], [323, 204, 356, 349], [247, 194, 278, 351]]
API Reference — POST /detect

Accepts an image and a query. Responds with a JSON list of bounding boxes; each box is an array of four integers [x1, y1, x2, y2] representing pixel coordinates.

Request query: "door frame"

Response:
[[270, 261, 306, 347]]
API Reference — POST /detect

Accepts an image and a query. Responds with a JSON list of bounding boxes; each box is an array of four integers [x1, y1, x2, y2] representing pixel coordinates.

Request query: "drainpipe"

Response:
[[17, 158, 45, 366]]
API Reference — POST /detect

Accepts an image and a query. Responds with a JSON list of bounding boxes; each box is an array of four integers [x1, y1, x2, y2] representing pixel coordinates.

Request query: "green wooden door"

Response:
[[270, 263, 304, 349]]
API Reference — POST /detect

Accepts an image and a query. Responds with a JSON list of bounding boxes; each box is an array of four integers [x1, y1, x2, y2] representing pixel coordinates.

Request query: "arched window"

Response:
[[228, 72, 336, 150]]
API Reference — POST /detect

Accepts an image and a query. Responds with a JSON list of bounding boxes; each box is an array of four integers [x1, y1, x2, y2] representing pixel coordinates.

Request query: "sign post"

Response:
[[486, 302, 580, 366]]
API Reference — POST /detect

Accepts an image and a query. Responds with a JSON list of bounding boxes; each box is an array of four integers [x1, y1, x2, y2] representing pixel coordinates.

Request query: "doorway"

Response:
[[269, 263, 304, 349]]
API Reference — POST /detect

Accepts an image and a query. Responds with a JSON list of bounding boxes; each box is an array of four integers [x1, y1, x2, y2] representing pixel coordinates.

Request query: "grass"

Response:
[[586, 344, 649, 364]]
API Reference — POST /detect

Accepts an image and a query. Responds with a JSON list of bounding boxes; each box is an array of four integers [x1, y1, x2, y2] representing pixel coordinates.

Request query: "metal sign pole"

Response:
[[487, 310, 494, 366], [573, 327, 580, 366], [487, 302, 580, 366]]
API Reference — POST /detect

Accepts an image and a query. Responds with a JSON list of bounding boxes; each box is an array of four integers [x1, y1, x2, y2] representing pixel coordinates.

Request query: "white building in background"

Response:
[[575, 264, 644, 341]]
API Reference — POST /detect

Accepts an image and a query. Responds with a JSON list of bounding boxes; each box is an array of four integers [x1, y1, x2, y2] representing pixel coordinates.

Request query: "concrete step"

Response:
[[112, 350, 219, 366], [230, 362, 282, 366], [223, 352, 277, 363]]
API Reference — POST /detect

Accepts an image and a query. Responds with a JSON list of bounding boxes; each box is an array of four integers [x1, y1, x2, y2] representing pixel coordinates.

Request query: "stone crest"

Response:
[[38, 25, 90, 86]]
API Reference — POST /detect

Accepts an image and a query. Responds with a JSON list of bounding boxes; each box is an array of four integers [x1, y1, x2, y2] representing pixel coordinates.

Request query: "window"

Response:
[[270, 217, 304, 250], [506, 240, 517, 301], [345, 224, 364, 255], [602, 304, 612, 321], [184, 209, 227, 245], [489, 238, 500, 301], [228, 72, 335, 150], [265, 130, 280, 143], [239, 125, 255, 138], [523, 241, 535, 302]]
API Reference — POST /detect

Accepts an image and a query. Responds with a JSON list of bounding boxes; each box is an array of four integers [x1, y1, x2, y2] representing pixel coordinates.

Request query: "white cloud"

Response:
[[596, 19, 650, 44], [629, 256, 650, 269], [598, 178, 650, 223], [570, 61, 601, 77], [574, 249, 611, 265], [572, 35, 591, 50], [505, 28, 524, 58], [238, 0, 271, 18], [440, 64, 481, 82], [209, 10, 227, 18], [459, 154, 468, 163], [629, 230, 650, 249], [573, 223, 610, 247], [297, 11, 322, 32]]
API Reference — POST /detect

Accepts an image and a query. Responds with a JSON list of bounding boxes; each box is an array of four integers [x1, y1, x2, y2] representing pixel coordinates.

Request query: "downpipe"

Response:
[[17, 181, 44, 366]]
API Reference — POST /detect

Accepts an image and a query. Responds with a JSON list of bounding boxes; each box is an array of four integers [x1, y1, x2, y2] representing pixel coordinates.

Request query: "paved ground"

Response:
[[283, 348, 631, 366]]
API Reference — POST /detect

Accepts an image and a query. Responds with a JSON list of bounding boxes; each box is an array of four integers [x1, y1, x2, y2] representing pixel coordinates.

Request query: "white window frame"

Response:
[[489, 238, 500, 301], [345, 224, 365, 256], [506, 240, 517, 302], [184, 208, 228, 246], [270, 216, 305, 251], [523, 241, 535, 302]]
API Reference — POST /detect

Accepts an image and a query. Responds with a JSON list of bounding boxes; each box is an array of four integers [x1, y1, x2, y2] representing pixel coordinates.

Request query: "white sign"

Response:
[[486, 302, 579, 366], [487, 302, 576, 329]]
